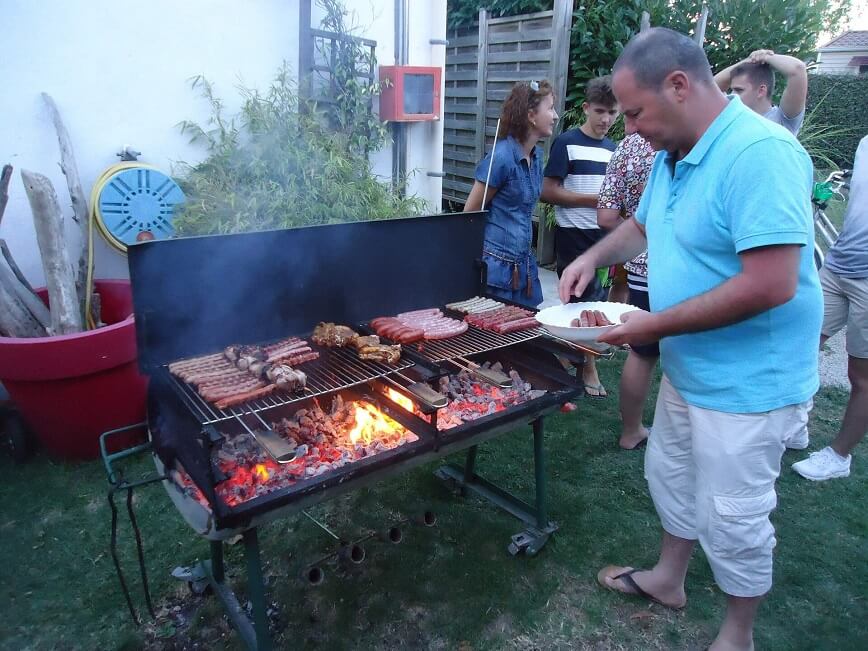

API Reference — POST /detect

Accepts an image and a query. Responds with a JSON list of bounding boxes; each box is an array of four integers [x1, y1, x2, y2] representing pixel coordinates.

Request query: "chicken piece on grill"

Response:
[[352, 335, 380, 350], [358, 344, 401, 365], [266, 364, 307, 391], [311, 322, 358, 348], [237, 354, 263, 371], [248, 359, 269, 377], [224, 344, 265, 363]]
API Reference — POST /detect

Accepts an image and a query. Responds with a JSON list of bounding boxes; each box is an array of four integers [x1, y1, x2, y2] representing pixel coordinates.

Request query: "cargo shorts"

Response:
[[820, 266, 868, 359], [645, 376, 805, 597]]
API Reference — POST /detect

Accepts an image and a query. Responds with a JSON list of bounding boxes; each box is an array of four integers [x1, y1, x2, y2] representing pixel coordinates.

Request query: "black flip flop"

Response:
[[600, 567, 686, 610]]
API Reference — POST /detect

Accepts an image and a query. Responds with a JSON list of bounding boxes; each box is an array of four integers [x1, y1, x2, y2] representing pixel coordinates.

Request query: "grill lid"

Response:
[[127, 212, 487, 373]]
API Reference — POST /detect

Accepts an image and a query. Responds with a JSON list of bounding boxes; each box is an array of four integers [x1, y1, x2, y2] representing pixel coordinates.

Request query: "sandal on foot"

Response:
[[620, 436, 647, 451], [596, 565, 686, 610], [584, 382, 607, 399]]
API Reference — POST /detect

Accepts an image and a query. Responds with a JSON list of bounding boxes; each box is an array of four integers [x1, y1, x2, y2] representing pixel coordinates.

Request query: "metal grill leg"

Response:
[[203, 528, 270, 651], [244, 528, 271, 651], [211, 541, 224, 583], [533, 418, 547, 528], [462, 445, 478, 495], [108, 489, 140, 625]]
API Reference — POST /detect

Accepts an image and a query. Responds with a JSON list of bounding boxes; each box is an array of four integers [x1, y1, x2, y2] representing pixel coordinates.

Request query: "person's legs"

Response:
[[600, 530, 692, 607], [691, 402, 793, 651], [602, 376, 696, 602], [712, 596, 762, 651], [831, 355, 868, 456], [556, 227, 608, 398], [619, 350, 656, 448], [582, 354, 605, 397], [618, 286, 658, 448], [793, 273, 867, 480], [830, 276, 868, 456]]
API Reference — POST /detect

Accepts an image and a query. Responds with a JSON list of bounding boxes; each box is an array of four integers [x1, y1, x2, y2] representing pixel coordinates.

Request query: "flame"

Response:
[[386, 388, 414, 412], [253, 463, 270, 481], [347, 402, 403, 445]]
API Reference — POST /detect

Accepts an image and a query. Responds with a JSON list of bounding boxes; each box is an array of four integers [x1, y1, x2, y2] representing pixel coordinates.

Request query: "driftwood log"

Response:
[[0, 164, 12, 225], [42, 93, 90, 317], [0, 257, 49, 337], [0, 254, 51, 333], [0, 163, 51, 337], [20, 169, 82, 334], [0, 240, 35, 295]]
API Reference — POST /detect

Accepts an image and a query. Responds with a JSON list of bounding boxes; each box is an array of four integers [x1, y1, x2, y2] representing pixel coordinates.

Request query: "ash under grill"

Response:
[[164, 345, 414, 426]]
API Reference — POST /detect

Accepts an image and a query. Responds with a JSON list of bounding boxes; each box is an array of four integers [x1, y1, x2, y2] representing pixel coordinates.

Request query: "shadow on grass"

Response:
[[0, 356, 865, 650]]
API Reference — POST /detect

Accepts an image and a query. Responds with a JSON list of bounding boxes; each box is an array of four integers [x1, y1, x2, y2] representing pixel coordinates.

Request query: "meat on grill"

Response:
[[369, 317, 425, 344], [168, 336, 316, 408], [445, 296, 503, 314], [465, 305, 538, 334], [311, 322, 359, 348], [371, 309, 467, 341], [343, 334, 402, 364]]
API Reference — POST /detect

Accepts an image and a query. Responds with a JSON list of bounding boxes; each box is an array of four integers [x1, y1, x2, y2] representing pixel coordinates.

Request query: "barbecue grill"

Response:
[[106, 212, 599, 650]]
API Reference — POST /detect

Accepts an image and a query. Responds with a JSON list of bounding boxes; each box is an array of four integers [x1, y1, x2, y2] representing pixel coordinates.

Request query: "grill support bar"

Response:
[[202, 530, 270, 651], [434, 418, 556, 557]]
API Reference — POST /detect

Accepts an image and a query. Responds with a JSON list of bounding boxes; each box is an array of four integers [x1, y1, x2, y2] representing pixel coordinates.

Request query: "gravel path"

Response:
[[538, 266, 851, 389], [820, 329, 850, 389]]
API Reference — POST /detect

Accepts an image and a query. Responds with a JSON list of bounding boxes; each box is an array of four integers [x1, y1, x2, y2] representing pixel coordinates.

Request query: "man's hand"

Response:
[[597, 309, 661, 347], [748, 49, 775, 64], [558, 255, 596, 303]]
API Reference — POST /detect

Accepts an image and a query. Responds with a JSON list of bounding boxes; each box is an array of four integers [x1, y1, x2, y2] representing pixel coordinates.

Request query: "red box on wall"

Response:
[[378, 65, 442, 121]]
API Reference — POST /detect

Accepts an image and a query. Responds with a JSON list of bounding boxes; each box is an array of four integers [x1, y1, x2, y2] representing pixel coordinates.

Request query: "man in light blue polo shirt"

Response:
[[559, 28, 822, 651]]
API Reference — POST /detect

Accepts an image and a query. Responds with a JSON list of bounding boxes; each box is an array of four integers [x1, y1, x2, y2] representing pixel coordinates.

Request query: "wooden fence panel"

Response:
[[442, 3, 574, 263]]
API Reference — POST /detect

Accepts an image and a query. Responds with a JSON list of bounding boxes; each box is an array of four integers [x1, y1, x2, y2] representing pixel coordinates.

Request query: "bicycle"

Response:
[[812, 169, 851, 269]]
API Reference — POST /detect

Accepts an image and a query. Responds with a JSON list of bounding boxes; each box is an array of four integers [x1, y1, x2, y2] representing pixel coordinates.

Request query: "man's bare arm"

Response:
[[558, 217, 647, 302], [540, 177, 598, 208], [756, 51, 807, 118], [714, 61, 740, 92], [599, 245, 801, 346]]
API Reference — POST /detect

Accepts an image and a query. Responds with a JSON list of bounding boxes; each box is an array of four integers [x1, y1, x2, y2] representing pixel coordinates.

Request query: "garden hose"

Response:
[[89, 162, 159, 253], [85, 162, 185, 328]]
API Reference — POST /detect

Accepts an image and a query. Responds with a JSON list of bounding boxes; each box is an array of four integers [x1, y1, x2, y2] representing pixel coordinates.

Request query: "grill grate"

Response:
[[165, 347, 414, 426], [411, 324, 544, 362]]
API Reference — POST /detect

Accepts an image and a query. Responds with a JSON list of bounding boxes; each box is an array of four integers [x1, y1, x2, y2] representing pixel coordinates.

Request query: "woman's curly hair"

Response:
[[496, 80, 554, 143]]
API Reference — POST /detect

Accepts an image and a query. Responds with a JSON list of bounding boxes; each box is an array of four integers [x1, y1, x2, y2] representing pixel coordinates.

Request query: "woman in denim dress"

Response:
[[463, 80, 558, 308]]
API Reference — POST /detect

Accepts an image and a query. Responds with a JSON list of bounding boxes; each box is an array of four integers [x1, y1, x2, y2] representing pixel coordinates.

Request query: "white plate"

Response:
[[535, 301, 643, 343]]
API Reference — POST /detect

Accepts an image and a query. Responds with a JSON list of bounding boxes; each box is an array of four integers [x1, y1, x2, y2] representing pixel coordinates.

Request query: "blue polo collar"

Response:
[[666, 95, 746, 168]]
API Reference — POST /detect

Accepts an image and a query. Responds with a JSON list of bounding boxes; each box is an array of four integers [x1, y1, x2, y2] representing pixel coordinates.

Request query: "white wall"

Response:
[[405, 1, 447, 205], [1, 0, 299, 286], [816, 50, 864, 75], [1, 0, 446, 288], [320, 1, 447, 209]]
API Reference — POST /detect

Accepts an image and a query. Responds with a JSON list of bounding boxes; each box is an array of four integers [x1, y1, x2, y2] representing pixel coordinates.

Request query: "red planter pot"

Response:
[[0, 280, 147, 460]]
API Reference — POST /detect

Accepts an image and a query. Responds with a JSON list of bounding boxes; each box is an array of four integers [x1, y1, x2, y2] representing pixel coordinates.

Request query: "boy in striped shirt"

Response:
[[542, 76, 619, 398]]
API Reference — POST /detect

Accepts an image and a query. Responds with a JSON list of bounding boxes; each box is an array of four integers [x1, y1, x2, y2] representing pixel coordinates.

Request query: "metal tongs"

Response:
[[444, 356, 513, 388], [382, 370, 448, 409], [235, 411, 301, 464], [539, 332, 615, 359]]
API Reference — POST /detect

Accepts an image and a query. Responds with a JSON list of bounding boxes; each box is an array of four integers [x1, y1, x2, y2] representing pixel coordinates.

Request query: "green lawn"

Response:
[[1, 355, 866, 650]]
